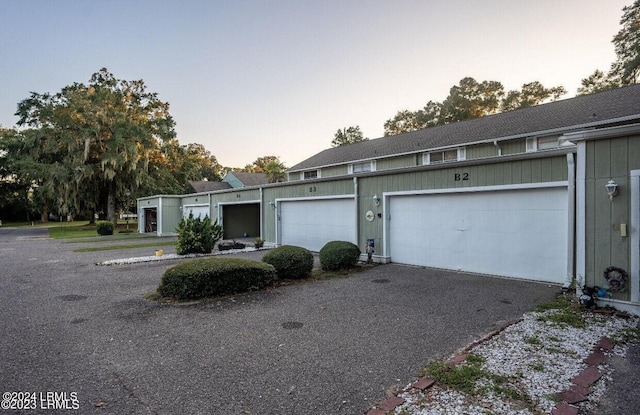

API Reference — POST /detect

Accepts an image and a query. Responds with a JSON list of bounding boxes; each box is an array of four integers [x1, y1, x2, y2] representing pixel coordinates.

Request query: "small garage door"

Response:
[[388, 187, 568, 283], [183, 205, 210, 219], [279, 198, 356, 252]]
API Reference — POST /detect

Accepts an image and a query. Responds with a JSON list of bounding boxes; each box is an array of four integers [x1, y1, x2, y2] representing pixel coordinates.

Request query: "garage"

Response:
[[221, 203, 260, 239], [388, 185, 568, 283], [279, 198, 356, 252], [183, 204, 210, 219]]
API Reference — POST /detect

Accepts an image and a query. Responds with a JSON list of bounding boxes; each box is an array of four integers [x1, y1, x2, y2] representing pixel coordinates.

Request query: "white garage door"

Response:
[[389, 187, 568, 283], [279, 198, 356, 252], [183, 205, 210, 219]]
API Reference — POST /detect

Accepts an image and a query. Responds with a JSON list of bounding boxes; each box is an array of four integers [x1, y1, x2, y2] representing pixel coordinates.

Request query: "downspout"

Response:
[[259, 187, 264, 240], [566, 153, 576, 288], [353, 177, 359, 250], [158, 196, 163, 236]]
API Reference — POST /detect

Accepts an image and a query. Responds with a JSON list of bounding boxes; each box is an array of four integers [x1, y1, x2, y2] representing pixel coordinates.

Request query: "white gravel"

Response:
[[97, 247, 260, 265], [393, 306, 639, 415]]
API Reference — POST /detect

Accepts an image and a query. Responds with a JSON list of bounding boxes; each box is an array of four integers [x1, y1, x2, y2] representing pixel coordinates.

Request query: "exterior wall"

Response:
[[376, 154, 418, 171], [160, 196, 182, 236], [357, 154, 570, 255], [582, 135, 640, 302], [501, 138, 527, 155], [262, 179, 355, 244], [466, 143, 498, 160], [321, 165, 349, 178]]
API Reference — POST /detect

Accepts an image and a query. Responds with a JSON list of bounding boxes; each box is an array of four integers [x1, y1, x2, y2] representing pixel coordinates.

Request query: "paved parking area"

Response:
[[0, 228, 560, 414]]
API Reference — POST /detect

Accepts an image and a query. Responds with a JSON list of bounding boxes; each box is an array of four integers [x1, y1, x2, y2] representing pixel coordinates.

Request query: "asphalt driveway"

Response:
[[0, 228, 560, 414]]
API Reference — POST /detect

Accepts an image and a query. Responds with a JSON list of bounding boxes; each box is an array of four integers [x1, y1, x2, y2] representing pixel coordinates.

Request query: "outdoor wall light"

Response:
[[605, 179, 619, 200], [373, 194, 380, 206], [269, 201, 276, 209]]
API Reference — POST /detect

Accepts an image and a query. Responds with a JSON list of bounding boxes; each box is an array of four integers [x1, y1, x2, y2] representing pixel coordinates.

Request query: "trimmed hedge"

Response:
[[96, 221, 114, 236], [262, 245, 314, 279], [319, 240, 361, 271], [158, 257, 276, 300]]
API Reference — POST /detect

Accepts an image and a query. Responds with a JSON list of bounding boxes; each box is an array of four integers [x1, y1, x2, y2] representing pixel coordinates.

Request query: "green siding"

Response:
[[583, 135, 639, 301], [501, 138, 526, 155], [160, 196, 182, 235], [261, 179, 355, 243], [466, 143, 498, 160], [356, 155, 569, 251], [321, 165, 349, 177], [376, 154, 418, 170]]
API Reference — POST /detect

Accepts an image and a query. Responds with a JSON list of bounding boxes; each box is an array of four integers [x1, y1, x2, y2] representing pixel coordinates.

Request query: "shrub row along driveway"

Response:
[[0, 228, 559, 414]]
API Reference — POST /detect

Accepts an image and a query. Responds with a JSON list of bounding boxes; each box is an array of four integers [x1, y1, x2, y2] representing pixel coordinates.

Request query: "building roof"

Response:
[[226, 171, 269, 186], [288, 85, 640, 172], [188, 180, 232, 193]]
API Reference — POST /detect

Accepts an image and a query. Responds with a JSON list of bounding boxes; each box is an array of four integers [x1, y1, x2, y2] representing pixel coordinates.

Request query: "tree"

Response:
[[577, 70, 621, 95], [439, 78, 505, 124], [383, 78, 565, 136], [331, 126, 368, 147], [14, 68, 176, 224], [263, 159, 287, 183], [578, 1, 639, 95], [243, 156, 282, 173], [611, 0, 640, 85], [501, 81, 566, 111]]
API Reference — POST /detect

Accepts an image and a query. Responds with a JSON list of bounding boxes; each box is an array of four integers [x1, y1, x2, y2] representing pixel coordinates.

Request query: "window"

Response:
[[424, 147, 466, 165], [302, 170, 319, 180], [349, 161, 375, 174], [527, 136, 560, 152]]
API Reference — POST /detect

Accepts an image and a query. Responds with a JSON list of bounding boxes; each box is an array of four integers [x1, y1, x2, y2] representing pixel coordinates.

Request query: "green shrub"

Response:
[[96, 221, 114, 236], [175, 213, 223, 255], [319, 241, 361, 271], [262, 245, 314, 279], [158, 257, 276, 300]]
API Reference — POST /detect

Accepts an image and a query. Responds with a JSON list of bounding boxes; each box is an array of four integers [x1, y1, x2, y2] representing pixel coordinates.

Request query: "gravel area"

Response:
[[391, 306, 639, 415]]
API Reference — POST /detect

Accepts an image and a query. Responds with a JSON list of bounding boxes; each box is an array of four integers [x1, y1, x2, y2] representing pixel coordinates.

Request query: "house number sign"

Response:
[[454, 173, 469, 181]]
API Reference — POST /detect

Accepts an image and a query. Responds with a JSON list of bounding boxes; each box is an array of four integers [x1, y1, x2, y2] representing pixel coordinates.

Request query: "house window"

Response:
[[424, 148, 466, 165], [349, 161, 375, 174], [527, 136, 560, 152], [302, 170, 319, 180], [537, 136, 560, 150]]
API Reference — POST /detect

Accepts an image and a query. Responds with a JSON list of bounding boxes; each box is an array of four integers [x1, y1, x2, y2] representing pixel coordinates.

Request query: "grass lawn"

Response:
[[48, 221, 140, 239]]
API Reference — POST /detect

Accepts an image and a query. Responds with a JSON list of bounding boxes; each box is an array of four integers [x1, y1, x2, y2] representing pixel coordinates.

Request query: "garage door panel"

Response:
[[280, 199, 355, 252], [389, 187, 568, 283]]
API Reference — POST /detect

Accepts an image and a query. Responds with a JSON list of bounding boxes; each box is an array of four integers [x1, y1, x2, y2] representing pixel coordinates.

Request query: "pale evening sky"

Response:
[[0, 0, 629, 168]]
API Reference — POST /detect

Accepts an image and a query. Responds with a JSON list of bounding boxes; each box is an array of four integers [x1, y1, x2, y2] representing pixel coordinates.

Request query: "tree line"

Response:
[[0, 69, 286, 223], [332, 0, 640, 146]]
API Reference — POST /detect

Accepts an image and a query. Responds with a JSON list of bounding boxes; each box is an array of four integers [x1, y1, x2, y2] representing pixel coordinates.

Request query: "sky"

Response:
[[0, 0, 630, 168]]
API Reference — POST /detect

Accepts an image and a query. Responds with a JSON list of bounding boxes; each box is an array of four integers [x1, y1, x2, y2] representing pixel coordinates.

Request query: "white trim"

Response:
[[631, 169, 640, 305], [526, 137, 537, 152], [157, 197, 163, 236], [566, 153, 576, 288], [458, 147, 466, 161], [215, 200, 261, 237], [575, 142, 587, 292], [382, 181, 569, 260]]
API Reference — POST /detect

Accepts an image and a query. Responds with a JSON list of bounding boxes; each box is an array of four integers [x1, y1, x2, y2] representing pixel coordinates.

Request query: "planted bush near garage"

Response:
[[175, 213, 223, 255], [96, 221, 114, 236], [319, 240, 361, 271], [158, 257, 276, 300], [262, 245, 314, 279]]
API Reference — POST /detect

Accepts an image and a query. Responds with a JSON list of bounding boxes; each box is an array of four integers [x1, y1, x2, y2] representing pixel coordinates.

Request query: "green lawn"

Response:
[[47, 221, 140, 239]]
